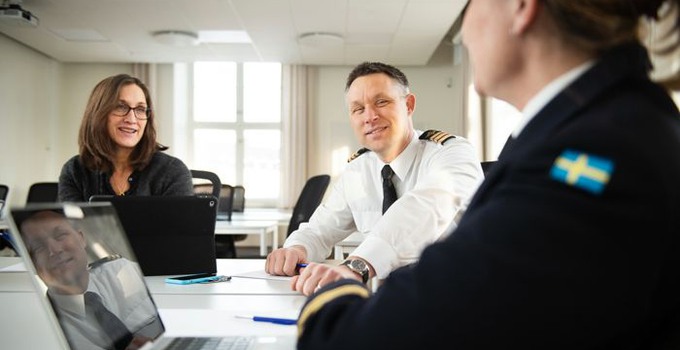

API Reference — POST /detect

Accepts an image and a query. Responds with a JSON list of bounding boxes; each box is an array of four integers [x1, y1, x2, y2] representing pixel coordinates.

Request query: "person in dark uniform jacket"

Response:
[[295, 0, 680, 349], [58, 74, 193, 201]]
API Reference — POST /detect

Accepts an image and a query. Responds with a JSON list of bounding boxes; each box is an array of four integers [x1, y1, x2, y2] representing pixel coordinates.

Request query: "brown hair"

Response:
[[78, 74, 166, 173], [543, 0, 680, 55]]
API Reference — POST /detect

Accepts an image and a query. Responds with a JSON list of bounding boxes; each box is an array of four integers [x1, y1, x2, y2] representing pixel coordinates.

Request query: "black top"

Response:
[[58, 151, 194, 201]]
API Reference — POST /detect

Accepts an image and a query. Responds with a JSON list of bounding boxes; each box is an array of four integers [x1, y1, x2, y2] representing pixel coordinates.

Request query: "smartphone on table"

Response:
[[164, 272, 230, 285]]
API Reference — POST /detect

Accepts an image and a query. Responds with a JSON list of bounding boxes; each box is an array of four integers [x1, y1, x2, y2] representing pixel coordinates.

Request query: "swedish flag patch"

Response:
[[549, 149, 614, 195]]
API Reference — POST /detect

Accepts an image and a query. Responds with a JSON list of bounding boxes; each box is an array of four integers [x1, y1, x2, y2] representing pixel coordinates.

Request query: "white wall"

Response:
[[0, 34, 133, 208], [0, 33, 465, 210], [307, 43, 466, 177], [1, 34, 60, 208]]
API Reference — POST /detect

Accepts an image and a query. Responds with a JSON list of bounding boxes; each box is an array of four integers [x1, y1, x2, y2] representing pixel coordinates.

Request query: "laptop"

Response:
[[89, 195, 218, 276], [7, 202, 296, 350]]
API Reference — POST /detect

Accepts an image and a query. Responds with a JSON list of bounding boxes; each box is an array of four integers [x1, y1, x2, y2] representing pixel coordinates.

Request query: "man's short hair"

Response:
[[345, 62, 410, 93]]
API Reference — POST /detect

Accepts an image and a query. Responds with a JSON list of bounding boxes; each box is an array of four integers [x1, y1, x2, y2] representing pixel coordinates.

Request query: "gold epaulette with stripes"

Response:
[[419, 129, 455, 144], [347, 147, 370, 162]]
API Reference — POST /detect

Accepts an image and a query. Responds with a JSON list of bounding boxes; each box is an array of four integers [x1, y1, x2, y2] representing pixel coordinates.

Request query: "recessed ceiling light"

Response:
[[51, 29, 108, 42], [298, 32, 344, 47], [152, 30, 198, 46], [198, 30, 251, 44]]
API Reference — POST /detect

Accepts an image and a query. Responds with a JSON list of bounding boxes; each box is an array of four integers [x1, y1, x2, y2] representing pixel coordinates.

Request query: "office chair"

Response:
[[214, 185, 236, 221], [286, 174, 331, 237], [0, 184, 13, 254], [26, 182, 59, 204], [190, 170, 236, 258], [190, 170, 221, 199], [0, 184, 8, 212], [222, 185, 247, 242], [232, 185, 245, 212]]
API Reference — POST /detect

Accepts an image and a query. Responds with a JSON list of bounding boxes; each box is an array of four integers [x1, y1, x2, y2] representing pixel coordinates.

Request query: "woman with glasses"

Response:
[[58, 74, 193, 201]]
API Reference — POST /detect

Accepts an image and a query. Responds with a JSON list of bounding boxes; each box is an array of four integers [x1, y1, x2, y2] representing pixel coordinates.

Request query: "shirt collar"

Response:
[[512, 60, 595, 138], [47, 279, 101, 317], [381, 129, 418, 180]]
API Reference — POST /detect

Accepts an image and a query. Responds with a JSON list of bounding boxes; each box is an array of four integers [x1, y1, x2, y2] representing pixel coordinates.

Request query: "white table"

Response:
[[215, 220, 279, 257], [147, 259, 298, 296], [231, 208, 292, 224], [0, 258, 303, 349], [333, 231, 365, 259]]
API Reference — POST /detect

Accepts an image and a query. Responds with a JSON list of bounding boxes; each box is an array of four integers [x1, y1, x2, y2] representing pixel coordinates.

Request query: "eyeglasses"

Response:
[[112, 103, 151, 120]]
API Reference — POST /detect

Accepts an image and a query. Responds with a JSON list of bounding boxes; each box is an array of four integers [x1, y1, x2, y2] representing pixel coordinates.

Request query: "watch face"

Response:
[[343, 259, 369, 283], [350, 259, 366, 270]]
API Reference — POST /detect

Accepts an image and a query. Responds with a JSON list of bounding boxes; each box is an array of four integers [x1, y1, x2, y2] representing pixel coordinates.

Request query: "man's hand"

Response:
[[291, 262, 361, 296], [265, 245, 307, 276]]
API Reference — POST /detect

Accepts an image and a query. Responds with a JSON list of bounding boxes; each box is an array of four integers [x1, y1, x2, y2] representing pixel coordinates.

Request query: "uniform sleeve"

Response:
[[297, 265, 429, 350], [351, 137, 483, 278]]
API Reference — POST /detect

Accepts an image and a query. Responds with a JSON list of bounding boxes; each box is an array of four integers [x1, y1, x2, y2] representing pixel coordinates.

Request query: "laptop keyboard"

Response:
[[165, 336, 255, 350]]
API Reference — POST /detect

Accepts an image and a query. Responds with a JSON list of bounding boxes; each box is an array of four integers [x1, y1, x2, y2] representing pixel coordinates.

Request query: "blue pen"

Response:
[[235, 315, 297, 325], [296, 263, 308, 268]]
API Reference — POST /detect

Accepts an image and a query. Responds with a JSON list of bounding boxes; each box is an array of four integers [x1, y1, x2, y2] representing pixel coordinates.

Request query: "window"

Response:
[[486, 98, 521, 159], [176, 62, 282, 207]]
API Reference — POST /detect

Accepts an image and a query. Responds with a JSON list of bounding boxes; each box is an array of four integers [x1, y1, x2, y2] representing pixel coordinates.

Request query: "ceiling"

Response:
[[0, 0, 467, 65]]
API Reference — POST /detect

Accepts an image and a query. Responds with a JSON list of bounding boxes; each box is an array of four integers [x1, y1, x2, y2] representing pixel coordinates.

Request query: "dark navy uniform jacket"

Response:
[[296, 43, 680, 349]]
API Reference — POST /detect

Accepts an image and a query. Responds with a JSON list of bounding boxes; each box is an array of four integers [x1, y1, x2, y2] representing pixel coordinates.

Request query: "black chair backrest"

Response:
[[232, 185, 245, 212], [190, 170, 222, 200], [0, 184, 8, 214], [26, 182, 59, 204], [217, 184, 235, 220], [190, 170, 236, 257], [287, 174, 331, 236], [0, 184, 8, 201]]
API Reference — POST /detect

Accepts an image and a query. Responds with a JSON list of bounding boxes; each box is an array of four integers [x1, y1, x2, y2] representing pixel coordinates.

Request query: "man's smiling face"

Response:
[[21, 211, 89, 294], [346, 73, 415, 163]]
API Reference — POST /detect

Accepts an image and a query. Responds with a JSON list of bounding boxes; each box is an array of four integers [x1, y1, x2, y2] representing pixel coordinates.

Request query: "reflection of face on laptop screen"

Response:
[[13, 204, 164, 350]]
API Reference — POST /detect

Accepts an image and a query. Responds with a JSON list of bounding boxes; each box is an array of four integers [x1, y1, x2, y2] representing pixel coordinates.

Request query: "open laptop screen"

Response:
[[9, 202, 165, 350]]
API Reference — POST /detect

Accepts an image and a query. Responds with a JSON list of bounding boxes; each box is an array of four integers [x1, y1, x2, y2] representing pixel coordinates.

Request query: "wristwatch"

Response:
[[340, 259, 370, 284]]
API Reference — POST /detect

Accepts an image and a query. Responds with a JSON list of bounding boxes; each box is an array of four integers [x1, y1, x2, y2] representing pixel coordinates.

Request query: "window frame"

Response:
[[176, 62, 282, 208]]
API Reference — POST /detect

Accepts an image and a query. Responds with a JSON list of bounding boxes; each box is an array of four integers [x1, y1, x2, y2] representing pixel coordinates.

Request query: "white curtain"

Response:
[[280, 65, 312, 208], [132, 63, 157, 102]]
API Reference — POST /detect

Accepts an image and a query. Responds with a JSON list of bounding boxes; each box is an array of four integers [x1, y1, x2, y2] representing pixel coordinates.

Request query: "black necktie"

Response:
[[381, 165, 397, 214], [84, 291, 133, 350]]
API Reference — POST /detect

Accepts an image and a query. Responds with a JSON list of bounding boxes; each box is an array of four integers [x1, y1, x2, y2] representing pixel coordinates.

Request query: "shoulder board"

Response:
[[419, 129, 455, 145], [347, 147, 370, 163], [88, 254, 122, 270]]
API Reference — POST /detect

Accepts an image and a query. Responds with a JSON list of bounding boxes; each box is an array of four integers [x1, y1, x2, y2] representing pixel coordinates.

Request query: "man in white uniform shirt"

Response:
[[265, 62, 483, 296], [19, 210, 161, 350]]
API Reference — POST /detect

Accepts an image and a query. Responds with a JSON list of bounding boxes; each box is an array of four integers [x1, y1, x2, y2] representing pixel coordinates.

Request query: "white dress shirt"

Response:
[[48, 258, 162, 350], [285, 129, 483, 279]]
